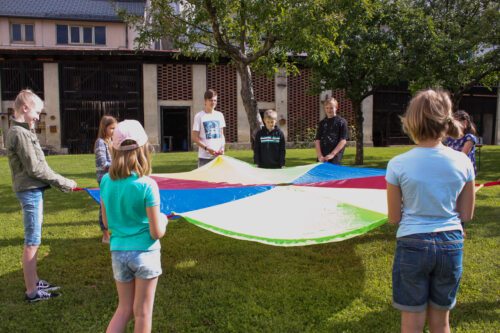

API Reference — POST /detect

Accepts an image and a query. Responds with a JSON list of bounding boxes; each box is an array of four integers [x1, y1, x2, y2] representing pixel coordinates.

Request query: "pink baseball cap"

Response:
[[112, 120, 148, 151]]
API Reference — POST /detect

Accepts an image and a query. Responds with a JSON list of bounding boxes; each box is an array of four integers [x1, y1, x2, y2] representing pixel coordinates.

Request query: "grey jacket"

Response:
[[6, 121, 74, 192]]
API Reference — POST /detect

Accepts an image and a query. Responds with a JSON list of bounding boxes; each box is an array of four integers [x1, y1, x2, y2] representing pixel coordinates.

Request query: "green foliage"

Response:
[[0, 147, 499, 332], [309, 0, 403, 164], [293, 127, 317, 148], [393, 0, 500, 99], [127, 0, 343, 138], [130, 0, 340, 74], [310, 0, 402, 102]]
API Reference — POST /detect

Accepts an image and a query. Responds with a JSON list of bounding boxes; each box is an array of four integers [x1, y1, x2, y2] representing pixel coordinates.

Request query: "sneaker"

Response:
[[25, 289, 60, 303], [36, 279, 60, 292]]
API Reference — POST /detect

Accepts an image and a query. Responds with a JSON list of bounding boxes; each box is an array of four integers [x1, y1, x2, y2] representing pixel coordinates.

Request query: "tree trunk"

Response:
[[236, 63, 261, 145], [353, 101, 364, 165]]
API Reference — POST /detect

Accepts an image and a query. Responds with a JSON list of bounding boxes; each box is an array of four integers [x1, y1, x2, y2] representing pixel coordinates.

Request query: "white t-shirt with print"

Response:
[[192, 110, 226, 159]]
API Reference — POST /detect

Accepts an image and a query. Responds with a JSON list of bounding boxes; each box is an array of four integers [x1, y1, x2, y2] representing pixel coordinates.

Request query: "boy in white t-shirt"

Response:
[[192, 89, 226, 167]]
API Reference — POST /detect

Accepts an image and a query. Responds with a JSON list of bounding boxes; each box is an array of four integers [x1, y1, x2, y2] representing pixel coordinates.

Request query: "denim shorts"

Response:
[[111, 249, 162, 282], [392, 230, 464, 312], [16, 188, 45, 246]]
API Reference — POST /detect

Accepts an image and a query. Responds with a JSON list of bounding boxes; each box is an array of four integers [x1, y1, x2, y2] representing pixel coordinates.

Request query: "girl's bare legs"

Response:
[[401, 310, 426, 333], [427, 307, 450, 333], [23, 245, 39, 295], [133, 277, 159, 333], [107, 280, 135, 333]]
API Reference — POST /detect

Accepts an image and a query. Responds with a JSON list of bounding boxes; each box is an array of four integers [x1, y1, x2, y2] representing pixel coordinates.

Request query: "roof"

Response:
[[0, 0, 145, 22]]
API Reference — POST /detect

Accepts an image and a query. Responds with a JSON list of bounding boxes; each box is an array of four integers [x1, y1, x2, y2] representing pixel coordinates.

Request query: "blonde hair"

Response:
[[401, 89, 462, 143], [13, 89, 43, 115], [109, 142, 152, 180], [95, 115, 117, 150], [263, 109, 277, 120], [323, 97, 338, 108]]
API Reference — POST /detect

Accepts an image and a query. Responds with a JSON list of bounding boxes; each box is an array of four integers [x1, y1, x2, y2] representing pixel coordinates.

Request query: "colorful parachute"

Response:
[[86, 155, 389, 246]]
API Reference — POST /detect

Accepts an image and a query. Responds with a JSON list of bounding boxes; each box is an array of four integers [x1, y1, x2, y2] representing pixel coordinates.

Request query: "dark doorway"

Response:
[[59, 62, 143, 153], [459, 95, 497, 145], [161, 107, 190, 152], [373, 86, 412, 146]]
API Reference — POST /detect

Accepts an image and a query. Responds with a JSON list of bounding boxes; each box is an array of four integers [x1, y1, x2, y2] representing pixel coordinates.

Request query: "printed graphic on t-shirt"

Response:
[[203, 120, 221, 139]]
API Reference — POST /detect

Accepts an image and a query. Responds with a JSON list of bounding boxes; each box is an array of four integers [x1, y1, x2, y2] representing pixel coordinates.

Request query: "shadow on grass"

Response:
[[43, 220, 96, 228], [0, 184, 21, 214], [0, 185, 98, 215], [0, 236, 115, 332], [0, 222, 369, 332]]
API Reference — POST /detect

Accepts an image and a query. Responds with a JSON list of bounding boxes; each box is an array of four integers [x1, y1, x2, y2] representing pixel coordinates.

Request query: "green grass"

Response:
[[0, 146, 498, 332]]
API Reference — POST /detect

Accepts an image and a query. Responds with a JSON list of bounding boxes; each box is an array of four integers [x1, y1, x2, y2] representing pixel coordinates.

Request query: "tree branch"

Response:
[[246, 34, 277, 63], [204, 0, 242, 60]]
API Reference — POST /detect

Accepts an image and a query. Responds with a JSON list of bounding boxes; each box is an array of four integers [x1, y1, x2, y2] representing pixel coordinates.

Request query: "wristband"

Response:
[[203, 146, 208, 151]]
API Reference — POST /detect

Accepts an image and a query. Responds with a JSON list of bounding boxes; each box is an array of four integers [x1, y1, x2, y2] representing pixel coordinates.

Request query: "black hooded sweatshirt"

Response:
[[253, 126, 286, 169]]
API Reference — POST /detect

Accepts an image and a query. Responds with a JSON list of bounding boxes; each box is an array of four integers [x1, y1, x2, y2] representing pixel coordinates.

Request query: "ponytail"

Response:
[[445, 117, 462, 139]]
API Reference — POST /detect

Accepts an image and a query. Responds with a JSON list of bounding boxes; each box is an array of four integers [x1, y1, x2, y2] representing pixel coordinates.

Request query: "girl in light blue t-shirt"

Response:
[[100, 120, 168, 332], [386, 90, 475, 333]]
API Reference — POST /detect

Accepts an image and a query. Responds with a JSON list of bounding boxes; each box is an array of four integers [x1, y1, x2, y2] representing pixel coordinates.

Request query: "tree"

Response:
[[128, 0, 340, 142], [310, 0, 401, 165], [394, 0, 500, 108]]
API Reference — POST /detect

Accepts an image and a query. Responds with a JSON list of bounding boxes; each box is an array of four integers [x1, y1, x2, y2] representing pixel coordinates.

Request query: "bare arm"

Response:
[[325, 139, 347, 161], [386, 182, 402, 225], [192, 130, 203, 148], [100, 199, 108, 230], [147, 205, 168, 240], [314, 140, 324, 162], [461, 140, 474, 156], [456, 181, 475, 222], [192, 130, 218, 156]]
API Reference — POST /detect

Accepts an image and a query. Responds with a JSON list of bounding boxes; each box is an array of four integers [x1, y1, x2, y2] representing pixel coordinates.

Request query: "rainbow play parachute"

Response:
[[86, 156, 389, 246]]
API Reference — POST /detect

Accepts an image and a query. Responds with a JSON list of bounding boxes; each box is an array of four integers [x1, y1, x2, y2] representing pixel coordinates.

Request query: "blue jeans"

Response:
[[111, 250, 162, 282], [392, 230, 464, 312], [16, 188, 45, 246]]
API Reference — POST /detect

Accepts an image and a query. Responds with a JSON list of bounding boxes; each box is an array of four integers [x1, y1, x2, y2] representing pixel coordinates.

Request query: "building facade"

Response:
[[0, 1, 497, 153]]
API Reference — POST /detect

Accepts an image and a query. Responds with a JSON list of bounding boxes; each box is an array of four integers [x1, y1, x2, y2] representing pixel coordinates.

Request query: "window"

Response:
[[11, 23, 35, 43], [56, 25, 106, 45]]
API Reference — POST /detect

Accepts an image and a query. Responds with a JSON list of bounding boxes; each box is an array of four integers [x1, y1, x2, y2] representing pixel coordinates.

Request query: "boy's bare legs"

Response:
[[23, 245, 39, 295], [133, 277, 158, 333], [107, 280, 134, 333], [427, 307, 450, 333], [401, 310, 426, 333]]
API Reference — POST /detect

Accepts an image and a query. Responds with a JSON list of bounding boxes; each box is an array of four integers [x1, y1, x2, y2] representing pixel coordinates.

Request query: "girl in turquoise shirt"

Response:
[[100, 120, 168, 332]]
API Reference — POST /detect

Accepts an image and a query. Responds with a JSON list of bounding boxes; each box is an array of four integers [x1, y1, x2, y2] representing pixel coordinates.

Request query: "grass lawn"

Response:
[[0, 146, 498, 332]]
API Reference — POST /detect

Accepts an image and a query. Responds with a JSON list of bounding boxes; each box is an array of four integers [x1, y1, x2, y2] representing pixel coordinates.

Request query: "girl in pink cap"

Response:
[[100, 120, 168, 332]]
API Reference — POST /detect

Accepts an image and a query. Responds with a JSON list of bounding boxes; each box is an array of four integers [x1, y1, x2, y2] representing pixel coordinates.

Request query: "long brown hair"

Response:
[[95, 115, 117, 150], [109, 142, 152, 180], [401, 89, 462, 143], [453, 110, 477, 135]]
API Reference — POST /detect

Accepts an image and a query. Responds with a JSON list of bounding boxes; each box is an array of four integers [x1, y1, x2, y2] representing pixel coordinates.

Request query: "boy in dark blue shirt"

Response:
[[253, 110, 286, 168]]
